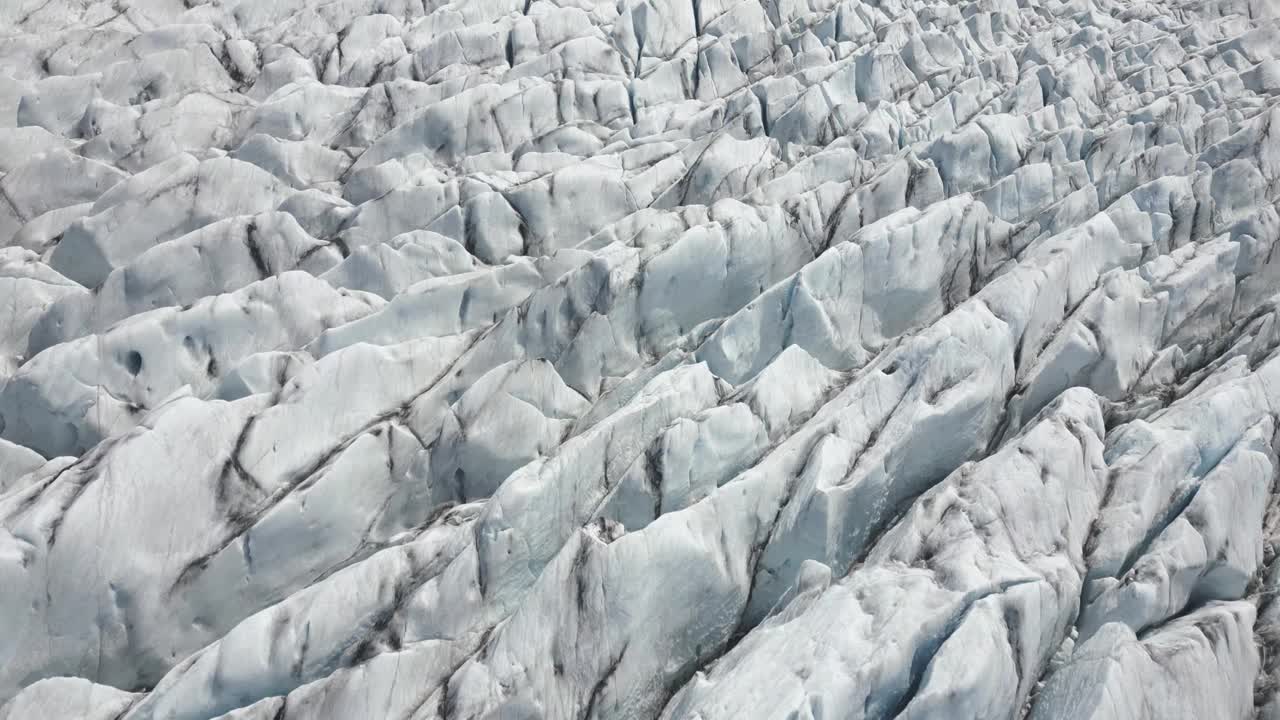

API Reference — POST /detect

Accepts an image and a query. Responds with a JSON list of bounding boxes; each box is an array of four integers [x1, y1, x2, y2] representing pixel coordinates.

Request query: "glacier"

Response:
[[2, 0, 1280, 718]]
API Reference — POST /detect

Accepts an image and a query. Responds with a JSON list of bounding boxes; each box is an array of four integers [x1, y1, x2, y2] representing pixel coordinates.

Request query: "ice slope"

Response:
[[2, 0, 1280, 718]]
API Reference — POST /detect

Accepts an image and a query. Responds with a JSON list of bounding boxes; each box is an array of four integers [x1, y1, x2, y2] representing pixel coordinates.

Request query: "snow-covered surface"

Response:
[[1, 0, 1279, 717]]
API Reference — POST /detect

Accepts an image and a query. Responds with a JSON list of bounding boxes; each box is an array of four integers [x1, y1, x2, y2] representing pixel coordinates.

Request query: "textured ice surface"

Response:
[[2, 0, 1280, 718]]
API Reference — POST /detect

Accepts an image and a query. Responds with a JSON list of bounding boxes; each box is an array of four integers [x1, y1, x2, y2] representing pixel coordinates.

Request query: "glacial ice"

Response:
[[2, 0, 1280, 718]]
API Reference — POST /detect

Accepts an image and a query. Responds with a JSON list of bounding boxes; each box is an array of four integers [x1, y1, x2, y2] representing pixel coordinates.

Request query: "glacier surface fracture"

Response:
[[3, 0, 1280, 718]]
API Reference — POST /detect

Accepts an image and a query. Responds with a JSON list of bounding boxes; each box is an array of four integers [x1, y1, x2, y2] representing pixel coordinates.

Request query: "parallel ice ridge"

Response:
[[1, 0, 1280, 717]]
